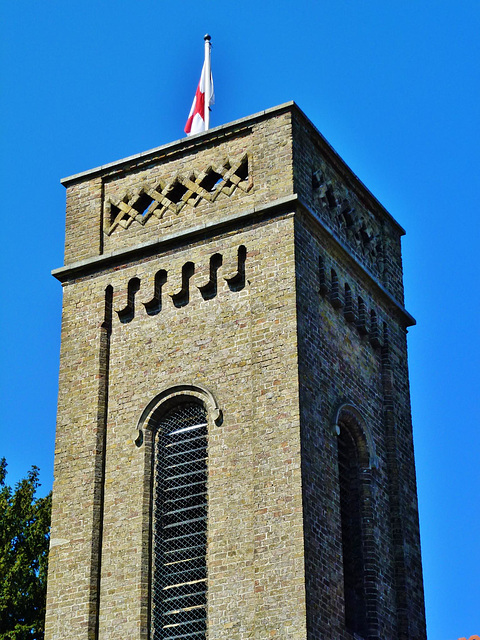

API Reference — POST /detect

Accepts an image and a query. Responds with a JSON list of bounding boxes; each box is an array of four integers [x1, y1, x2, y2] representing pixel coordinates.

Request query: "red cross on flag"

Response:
[[185, 35, 214, 136]]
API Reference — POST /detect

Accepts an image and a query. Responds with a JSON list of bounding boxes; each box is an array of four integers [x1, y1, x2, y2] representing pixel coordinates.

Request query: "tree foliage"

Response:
[[0, 459, 51, 640]]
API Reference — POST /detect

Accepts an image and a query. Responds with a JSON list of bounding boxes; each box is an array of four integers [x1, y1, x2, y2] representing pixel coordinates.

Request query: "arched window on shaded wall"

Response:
[[333, 403, 381, 638], [337, 420, 368, 637]]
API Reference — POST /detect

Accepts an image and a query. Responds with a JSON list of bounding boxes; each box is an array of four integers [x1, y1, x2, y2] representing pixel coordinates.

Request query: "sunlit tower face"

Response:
[[45, 103, 425, 640]]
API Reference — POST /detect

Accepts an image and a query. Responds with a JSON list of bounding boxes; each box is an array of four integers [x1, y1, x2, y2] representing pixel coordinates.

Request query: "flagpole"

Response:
[[204, 34, 212, 131]]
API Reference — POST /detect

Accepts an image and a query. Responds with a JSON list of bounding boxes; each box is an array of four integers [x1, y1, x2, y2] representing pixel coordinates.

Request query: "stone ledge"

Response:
[[52, 194, 298, 282], [297, 197, 415, 327], [52, 191, 414, 328]]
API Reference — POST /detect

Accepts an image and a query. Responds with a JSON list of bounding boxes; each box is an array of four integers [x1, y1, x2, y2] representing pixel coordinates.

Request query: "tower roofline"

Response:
[[60, 102, 296, 186], [61, 101, 405, 236]]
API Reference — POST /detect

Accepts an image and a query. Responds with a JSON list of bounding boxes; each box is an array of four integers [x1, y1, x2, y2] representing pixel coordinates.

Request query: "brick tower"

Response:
[[46, 103, 426, 640]]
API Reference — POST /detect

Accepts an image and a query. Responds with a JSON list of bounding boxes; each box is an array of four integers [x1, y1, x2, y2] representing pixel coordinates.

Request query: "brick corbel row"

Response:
[[319, 254, 384, 350], [114, 245, 246, 322]]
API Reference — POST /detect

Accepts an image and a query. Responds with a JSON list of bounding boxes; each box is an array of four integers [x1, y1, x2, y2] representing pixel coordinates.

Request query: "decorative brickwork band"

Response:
[[344, 283, 355, 323], [329, 269, 343, 308], [312, 164, 384, 280], [117, 277, 141, 323], [143, 270, 167, 316], [171, 262, 195, 308], [357, 296, 369, 335], [198, 253, 223, 300], [225, 244, 246, 291], [319, 252, 384, 351], [105, 154, 252, 234]]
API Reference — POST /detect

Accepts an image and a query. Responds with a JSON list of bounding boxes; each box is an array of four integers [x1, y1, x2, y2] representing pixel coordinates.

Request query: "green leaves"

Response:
[[0, 459, 51, 640]]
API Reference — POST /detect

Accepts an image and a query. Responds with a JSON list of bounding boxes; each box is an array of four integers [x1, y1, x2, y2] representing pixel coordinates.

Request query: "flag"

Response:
[[184, 61, 214, 136]]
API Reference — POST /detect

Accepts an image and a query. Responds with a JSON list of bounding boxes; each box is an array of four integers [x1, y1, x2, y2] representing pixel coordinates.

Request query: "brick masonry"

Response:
[[45, 102, 426, 639]]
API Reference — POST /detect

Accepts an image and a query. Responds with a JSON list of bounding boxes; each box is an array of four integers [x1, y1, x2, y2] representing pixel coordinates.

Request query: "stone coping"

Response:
[[60, 102, 297, 186], [60, 101, 406, 237]]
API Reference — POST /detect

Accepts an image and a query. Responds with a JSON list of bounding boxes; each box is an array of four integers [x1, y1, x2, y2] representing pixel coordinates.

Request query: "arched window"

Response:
[[337, 422, 368, 637], [151, 401, 208, 640]]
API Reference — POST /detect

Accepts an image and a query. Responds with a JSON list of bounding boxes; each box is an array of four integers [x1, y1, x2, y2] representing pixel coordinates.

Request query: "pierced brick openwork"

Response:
[[106, 154, 252, 234], [312, 167, 383, 275]]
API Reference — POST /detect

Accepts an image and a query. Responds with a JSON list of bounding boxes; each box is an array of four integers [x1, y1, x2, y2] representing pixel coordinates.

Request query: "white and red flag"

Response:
[[184, 35, 214, 136]]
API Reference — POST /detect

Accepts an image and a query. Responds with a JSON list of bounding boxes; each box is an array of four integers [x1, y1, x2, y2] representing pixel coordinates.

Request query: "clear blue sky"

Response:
[[1, 2, 479, 638]]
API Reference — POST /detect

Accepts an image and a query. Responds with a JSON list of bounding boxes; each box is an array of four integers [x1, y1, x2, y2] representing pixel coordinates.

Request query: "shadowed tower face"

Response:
[[45, 103, 426, 640]]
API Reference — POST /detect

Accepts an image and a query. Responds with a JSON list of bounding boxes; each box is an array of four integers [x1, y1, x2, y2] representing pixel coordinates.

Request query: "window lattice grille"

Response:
[[152, 402, 208, 640]]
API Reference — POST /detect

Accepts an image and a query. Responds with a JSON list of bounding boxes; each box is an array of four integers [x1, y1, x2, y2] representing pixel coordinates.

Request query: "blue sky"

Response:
[[1, 2, 479, 638]]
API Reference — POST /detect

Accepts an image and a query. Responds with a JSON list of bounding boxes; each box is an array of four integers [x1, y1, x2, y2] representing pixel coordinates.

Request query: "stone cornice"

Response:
[[52, 194, 297, 282], [52, 192, 414, 328], [296, 197, 415, 327]]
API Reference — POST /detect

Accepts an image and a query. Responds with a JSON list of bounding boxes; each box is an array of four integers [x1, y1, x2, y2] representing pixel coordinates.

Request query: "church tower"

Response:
[[46, 103, 426, 640]]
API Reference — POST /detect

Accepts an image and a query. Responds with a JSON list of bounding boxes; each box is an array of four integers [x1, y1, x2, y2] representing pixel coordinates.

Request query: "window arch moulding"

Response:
[[331, 402, 379, 470], [134, 383, 223, 445]]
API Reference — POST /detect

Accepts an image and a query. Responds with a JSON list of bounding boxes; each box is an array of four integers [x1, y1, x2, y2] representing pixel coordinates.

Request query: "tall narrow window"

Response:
[[337, 423, 368, 638], [152, 401, 208, 640]]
